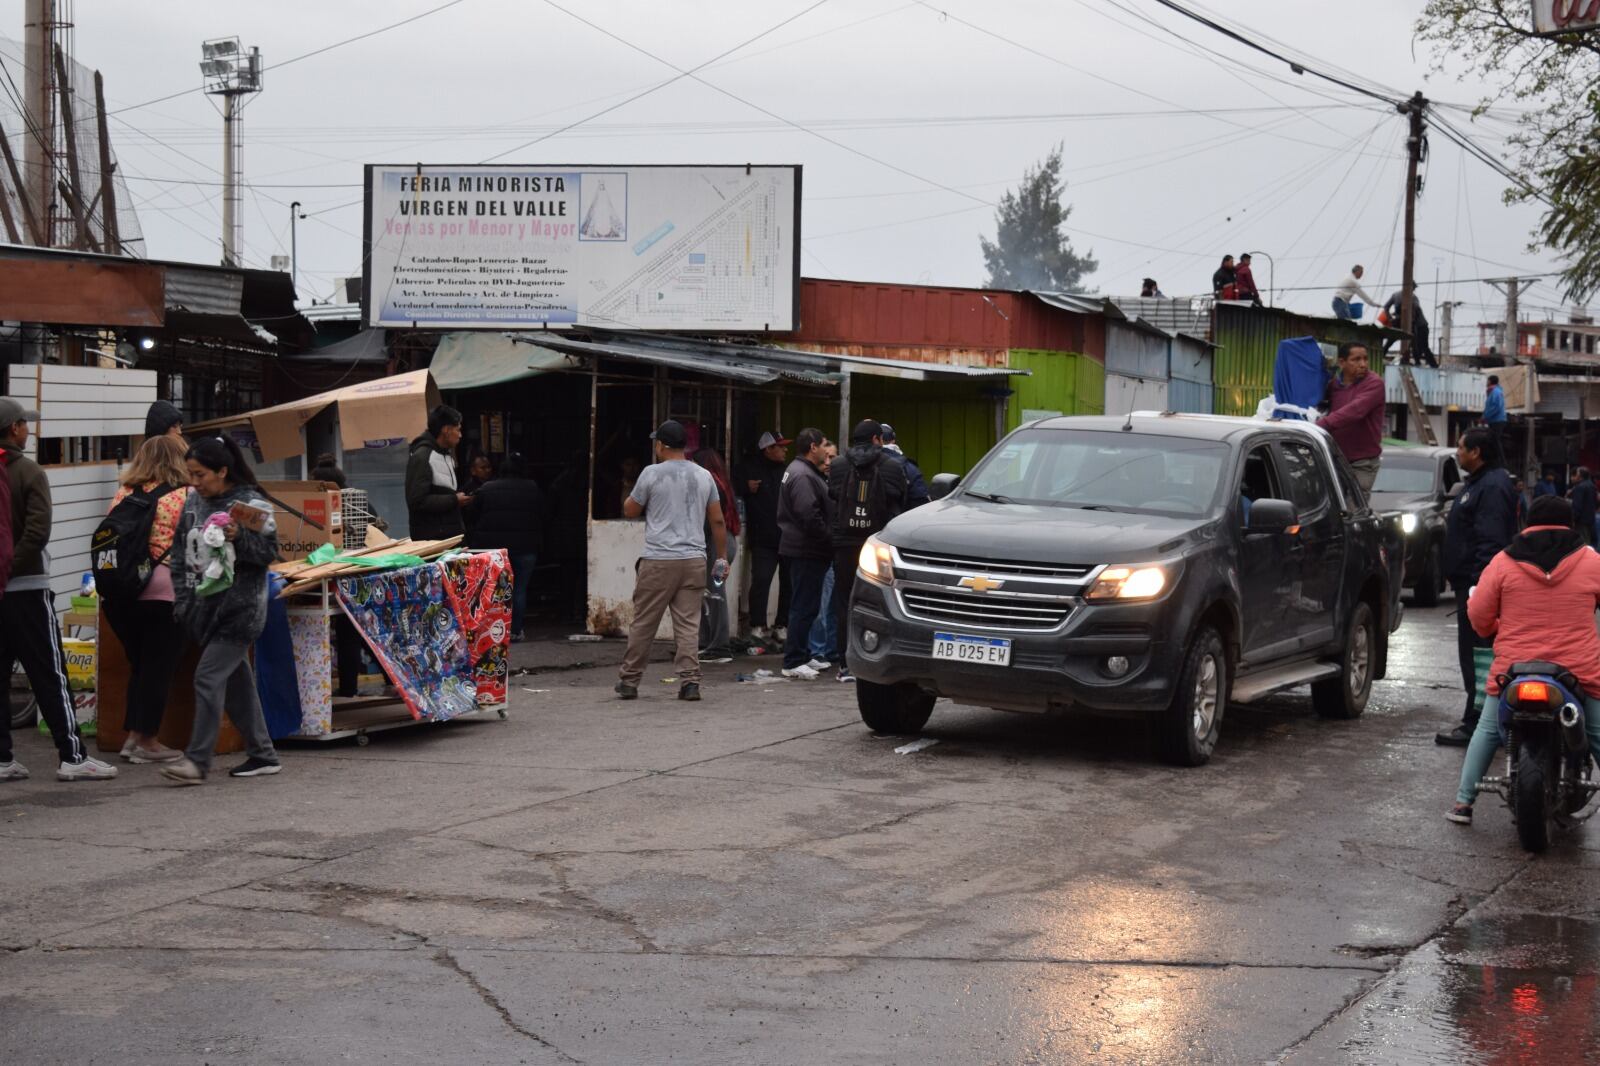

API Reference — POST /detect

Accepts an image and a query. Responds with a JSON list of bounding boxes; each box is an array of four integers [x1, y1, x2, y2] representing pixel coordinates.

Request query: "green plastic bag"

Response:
[[306, 543, 426, 570], [1473, 646, 1496, 713]]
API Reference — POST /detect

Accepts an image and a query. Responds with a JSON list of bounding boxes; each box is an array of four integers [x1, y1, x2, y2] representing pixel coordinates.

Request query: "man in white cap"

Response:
[[737, 429, 792, 643], [0, 397, 117, 783]]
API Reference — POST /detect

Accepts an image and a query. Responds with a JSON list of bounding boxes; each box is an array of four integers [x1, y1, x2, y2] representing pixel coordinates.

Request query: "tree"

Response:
[[1417, 2, 1600, 301], [980, 145, 1097, 292]]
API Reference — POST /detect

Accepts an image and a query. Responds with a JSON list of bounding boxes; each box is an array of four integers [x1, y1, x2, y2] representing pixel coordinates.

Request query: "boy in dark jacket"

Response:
[[406, 405, 468, 540], [777, 428, 833, 678], [737, 431, 791, 639], [0, 398, 116, 783], [466, 452, 546, 639]]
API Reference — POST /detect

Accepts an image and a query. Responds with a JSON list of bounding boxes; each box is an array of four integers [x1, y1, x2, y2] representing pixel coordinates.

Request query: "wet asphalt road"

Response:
[[3, 598, 1599, 1064]]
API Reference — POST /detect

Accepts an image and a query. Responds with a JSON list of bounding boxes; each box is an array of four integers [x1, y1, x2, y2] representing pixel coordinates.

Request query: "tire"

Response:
[[1313, 601, 1375, 719], [1413, 543, 1443, 608], [857, 679, 935, 735], [1159, 625, 1226, 767], [9, 691, 36, 731], [1514, 741, 1553, 853]]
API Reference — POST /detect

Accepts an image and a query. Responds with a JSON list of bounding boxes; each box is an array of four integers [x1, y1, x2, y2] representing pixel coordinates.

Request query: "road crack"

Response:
[[432, 946, 583, 1063]]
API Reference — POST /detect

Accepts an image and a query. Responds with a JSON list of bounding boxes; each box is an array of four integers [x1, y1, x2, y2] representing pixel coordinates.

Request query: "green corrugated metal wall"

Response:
[[851, 375, 997, 477], [1005, 349, 1106, 428], [1211, 305, 1392, 415]]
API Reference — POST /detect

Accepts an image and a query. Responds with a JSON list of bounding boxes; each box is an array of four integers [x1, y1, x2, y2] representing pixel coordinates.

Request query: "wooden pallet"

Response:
[[273, 536, 464, 598]]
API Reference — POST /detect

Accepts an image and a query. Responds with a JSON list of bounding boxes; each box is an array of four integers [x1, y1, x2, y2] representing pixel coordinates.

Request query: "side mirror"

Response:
[[1247, 498, 1299, 535], [930, 473, 961, 501]]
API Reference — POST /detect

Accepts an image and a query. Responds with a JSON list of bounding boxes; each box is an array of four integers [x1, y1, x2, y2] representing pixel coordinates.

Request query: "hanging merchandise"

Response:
[[334, 564, 479, 722], [439, 550, 513, 706]]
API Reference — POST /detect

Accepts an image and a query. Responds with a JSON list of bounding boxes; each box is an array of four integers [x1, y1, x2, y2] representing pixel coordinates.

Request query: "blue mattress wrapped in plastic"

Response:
[[1268, 337, 1329, 420]]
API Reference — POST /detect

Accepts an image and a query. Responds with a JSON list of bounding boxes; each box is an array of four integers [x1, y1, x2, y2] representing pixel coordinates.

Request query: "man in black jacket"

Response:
[[737, 431, 790, 640], [1569, 467, 1597, 546], [1436, 427, 1519, 746], [406, 405, 468, 540], [829, 420, 911, 681], [777, 428, 832, 678], [467, 452, 546, 640]]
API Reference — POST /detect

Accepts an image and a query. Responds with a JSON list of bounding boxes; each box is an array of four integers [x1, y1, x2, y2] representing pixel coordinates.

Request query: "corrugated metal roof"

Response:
[[162, 266, 243, 316], [1030, 291, 1123, 318], [511, 332, 823, 385]]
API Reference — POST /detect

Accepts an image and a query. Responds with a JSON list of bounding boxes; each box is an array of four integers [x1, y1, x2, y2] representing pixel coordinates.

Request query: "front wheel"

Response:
[[9, 689, 36, 730], [1515, 741, 1554, 853], [1413, 544, 1443, 607], [1159, 625, 1226, 767], [857, 680, 935, 735], [1313, 601, 1375, 719]]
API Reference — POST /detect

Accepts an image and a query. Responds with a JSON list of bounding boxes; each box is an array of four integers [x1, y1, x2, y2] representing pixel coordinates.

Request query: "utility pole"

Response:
[[22, 0, 64, 246], [1485, 277, 1537, 360], [200, 38, 262, 266], [1439, 300, 1464, 360], [290, 200, 302, 292], [1399, 91, 1428, 365]]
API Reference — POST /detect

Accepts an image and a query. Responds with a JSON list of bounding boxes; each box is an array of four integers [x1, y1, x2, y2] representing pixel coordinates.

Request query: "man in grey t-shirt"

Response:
[[616, 420, 728, 702]]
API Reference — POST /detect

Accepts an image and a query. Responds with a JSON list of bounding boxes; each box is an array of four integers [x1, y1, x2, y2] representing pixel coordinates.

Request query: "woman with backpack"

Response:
[[103, 435, 191, 764], [160, 436, 283, 785]]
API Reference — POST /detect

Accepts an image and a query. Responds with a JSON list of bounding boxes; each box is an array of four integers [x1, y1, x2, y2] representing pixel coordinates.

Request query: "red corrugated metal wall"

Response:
[[778, 280, 1106, 365]]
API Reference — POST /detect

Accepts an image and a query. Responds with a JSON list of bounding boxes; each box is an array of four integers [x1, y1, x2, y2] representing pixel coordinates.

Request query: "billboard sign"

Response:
[[363, 163, 800, 331], [1532, 0, 1600, 34]]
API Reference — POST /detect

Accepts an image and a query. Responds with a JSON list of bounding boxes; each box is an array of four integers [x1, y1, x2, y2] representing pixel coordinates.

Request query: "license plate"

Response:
[[932, 631, 1012, 667]]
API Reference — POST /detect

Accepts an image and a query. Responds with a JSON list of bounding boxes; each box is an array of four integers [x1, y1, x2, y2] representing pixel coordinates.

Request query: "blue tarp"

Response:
[[1270, 337, 1329, 419]]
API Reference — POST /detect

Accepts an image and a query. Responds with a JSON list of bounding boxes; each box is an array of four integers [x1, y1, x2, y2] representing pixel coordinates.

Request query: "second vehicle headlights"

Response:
[[1400, 512, 1418, 535], [1085, 565, 1168, 602]]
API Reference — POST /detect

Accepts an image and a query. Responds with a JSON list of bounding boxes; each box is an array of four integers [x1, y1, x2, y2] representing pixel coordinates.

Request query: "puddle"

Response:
[[1315, 915, 1600, 1063]]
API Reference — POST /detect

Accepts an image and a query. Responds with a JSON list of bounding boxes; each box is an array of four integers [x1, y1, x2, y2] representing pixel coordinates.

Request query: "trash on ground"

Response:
[[521, 688, 551, 694], [894, 738, 940, 754], [568, 634, 604, 642], [660, 676, 679, 684]]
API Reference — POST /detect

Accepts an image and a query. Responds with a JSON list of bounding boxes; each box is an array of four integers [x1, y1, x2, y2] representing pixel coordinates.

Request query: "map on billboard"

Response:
[[363, 164, 800, 331]]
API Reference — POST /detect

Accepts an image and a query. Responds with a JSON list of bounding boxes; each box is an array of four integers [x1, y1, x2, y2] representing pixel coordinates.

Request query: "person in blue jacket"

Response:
[[1483, 375, 1508, 460], [878, 423, 929, 507]]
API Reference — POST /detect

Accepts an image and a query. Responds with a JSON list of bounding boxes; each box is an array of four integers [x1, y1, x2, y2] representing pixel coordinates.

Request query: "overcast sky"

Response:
[[1, 0, 1573, 343]]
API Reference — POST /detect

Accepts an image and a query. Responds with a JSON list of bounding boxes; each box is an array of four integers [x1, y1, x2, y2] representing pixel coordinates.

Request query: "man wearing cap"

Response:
[[829, 420, 912, 681], [777, 428, 834, 679], [0, 398, 118, 783], [737, 430, 792, 643], [877, 423, 929, 508], [616, 420, 727, 702]]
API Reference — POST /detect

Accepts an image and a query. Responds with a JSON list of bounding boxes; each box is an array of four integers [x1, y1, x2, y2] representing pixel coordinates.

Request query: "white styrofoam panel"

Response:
[[38, 365, 158, 388], [36, 418, 146, 439]]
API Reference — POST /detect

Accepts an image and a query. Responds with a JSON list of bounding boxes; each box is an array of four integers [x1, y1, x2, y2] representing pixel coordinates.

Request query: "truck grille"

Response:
[[899, 587, 1073, 631], [896, 548, 1093, 581]]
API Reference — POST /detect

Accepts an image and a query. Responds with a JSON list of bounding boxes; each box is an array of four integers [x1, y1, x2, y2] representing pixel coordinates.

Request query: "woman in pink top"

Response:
[[104, 435, 191, 764], [1449, 494, 1600, 823]]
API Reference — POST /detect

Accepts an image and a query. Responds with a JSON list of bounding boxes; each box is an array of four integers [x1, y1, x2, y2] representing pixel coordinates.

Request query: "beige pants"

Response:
[[1350, 457, 1380, 500], [619, 557, 706, 686]]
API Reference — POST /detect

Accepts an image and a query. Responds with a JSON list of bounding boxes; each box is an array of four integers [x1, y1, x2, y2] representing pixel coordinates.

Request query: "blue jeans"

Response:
[[809, 567, 837, 660], [510, 552, 537, 636], [1456, 689, 1600, 805], [1332, 297, 1359, 320], [784, 557, 829, 669]]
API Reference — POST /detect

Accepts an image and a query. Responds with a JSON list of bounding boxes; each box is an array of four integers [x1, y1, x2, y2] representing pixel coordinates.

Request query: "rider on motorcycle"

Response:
[[1448, 494, 1600, 824]]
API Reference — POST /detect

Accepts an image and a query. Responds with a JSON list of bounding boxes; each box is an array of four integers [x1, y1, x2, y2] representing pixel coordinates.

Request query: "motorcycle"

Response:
[[1476, 660, 1599, 852]]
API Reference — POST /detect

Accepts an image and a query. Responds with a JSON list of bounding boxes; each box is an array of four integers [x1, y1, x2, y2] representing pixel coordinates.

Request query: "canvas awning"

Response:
[[430, 331, 575, 389], [189, 368, 441, 461]]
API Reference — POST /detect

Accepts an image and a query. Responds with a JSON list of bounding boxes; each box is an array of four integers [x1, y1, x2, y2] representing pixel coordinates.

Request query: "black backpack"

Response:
[[90, 484, 178, 601]]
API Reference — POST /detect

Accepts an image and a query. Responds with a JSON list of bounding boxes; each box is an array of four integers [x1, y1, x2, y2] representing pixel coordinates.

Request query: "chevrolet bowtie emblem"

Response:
[[959, 575, 1006, 594]]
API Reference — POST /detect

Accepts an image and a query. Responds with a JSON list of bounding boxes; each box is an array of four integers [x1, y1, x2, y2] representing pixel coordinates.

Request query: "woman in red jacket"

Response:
[[1449, 494, 1600, 823]]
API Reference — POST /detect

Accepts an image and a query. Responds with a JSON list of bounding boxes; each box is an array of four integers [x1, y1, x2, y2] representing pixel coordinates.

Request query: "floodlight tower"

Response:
[[200, 38, 261, 267]]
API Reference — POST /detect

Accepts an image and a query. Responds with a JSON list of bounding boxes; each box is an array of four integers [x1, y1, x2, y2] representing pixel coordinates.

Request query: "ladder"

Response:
[[1397, 365, 1438, 445]]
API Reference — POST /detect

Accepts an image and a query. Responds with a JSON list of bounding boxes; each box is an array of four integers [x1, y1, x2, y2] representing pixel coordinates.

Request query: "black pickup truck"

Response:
[[847, 413, 1406, 766]]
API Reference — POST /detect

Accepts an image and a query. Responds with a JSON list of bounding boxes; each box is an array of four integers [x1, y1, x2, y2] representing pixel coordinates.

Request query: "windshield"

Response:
[[1371, 461, 1436, 494], [962, 429, 1229, 516]]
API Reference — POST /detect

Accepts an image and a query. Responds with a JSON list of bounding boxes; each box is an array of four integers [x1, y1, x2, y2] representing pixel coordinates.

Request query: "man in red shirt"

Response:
[[1319, 342, 1385, 498], [1234, 253, 1263, 306]]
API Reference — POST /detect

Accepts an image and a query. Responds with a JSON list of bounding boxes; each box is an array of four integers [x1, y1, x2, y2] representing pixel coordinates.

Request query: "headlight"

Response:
[[857, 536, 895, 586], [1085, 565, 1168, 602], [1400, 512, 1418, 535]]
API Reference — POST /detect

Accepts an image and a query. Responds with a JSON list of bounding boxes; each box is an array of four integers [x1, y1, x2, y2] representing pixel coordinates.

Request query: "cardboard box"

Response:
[[63, 637, 96, 692], [260, 481, 342, 561]]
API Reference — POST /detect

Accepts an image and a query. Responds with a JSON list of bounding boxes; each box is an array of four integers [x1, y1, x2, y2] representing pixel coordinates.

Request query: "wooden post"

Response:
[[53, 44, 98, 252], [93, 69, 119, 253], [0, 125, 46, 244]]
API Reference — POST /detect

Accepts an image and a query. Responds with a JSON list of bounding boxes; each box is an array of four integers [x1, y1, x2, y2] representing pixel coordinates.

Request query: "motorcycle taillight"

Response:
[[1514, 680, 1551, 705]]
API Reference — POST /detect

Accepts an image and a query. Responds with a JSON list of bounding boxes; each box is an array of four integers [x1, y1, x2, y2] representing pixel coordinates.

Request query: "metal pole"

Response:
[[290, 200, 301, 290], [1247, 250, 1274, 306], [1399, 91, 1426, 365], [22, 0, 54, 245], [222, 93, 237, 265], [94, 69, 119, 253]]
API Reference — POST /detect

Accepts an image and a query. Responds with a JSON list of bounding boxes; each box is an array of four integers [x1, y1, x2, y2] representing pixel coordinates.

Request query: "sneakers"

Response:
[[1445, 803, 1473, 825], [1435, 724, 1474, 747], [159, 757, 207, 786], [0, 760, 28, 782], [750, 626, 770, 641], [119, 736, 137, 762], [615, 681, 639, 701], [678, 682, 702, 702], [782, 665, 821, 681], [698, 651, 734, 664], [127, 742, 183, 764], [56, 757, 118, 782], [806, 658, 833, 673], [228, 757, 282, 778], [836, 669, 856, 683]]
